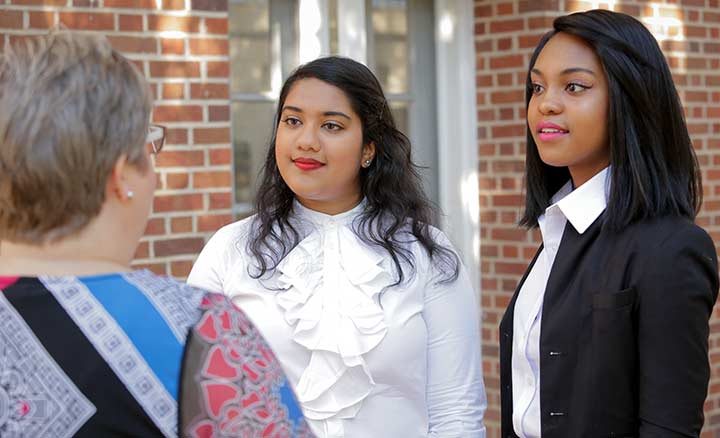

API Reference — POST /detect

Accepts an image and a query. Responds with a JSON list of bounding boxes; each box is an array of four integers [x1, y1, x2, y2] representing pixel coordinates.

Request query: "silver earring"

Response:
[[363, 159, 372, 168], [127, 190, 134, 199]]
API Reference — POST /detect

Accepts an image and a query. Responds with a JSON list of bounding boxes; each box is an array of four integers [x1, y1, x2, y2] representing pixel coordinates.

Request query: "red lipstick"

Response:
[[536, 121, 569, 142], [293, 157, 325, 171]]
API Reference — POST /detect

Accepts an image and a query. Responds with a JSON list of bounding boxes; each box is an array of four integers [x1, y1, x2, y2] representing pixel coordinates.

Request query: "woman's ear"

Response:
[[108, 154, 133, 202], [362, 142, 376, 164]]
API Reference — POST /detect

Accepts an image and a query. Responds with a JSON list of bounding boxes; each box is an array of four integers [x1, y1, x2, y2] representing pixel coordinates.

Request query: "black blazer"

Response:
[[500, 214, 719, 438]]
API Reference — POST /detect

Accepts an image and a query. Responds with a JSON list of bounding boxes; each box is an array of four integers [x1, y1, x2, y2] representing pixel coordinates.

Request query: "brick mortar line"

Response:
[[152, 78, 202, 83], [157, 145, 231, 150], [154, 186, 232, 192], [154, 185, 232, 192], [156, 99, 231, 104], [476, 36, 720, 44], [151, 119, 232, 123], [0, 5, 227, 18], [1, 29, 230, 40], [139, 227, 232, 238], [146, 212, 233, 221], [155, 150, 230, 155]]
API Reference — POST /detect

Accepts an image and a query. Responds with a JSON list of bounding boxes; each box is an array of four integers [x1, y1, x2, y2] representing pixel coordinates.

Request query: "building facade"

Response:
[[1, 0, 719, 436]]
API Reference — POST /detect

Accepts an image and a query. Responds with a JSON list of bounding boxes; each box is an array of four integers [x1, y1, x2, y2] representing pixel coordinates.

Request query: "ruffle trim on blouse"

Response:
[[275, 225, 393, 437]]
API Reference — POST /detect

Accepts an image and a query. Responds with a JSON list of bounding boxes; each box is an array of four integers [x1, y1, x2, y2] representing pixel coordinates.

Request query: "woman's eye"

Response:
[[283, 117, 301, 126], [323, 122, 342, 131], [531, 83, 544, 94], [566, 83, 588, 93]]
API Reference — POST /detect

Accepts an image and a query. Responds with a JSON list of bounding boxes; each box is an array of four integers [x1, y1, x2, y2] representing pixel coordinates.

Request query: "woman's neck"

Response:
[[295, 193, 363, 216], [0, 241, 130, 277]]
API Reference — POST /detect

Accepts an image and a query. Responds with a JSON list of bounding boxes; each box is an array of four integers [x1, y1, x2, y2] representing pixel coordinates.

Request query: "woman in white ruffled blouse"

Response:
[[188, 56, 487, 438]]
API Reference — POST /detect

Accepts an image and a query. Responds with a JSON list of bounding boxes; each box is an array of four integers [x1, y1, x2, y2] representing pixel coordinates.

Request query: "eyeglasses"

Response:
[[146, 124, 166, 155]]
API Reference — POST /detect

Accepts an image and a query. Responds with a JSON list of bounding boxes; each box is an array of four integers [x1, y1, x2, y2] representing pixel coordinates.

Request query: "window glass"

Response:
[[232, 101, 276, 205], [389, 101, 408, 135], [371, 0, 409, 94], [230, 0, 271, 94]]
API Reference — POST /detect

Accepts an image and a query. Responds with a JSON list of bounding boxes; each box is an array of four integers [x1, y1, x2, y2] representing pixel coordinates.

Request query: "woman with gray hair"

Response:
[[0, 30, 312, 438]]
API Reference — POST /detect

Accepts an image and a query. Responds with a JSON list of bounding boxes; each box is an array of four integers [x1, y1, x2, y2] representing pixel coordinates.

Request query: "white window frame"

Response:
[[434, 0, 480, 295]]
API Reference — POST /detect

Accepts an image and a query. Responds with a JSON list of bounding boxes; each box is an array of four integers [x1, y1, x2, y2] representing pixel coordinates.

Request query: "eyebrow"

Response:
[[282, 105, 351, 120], [531, 67, 597, 77]]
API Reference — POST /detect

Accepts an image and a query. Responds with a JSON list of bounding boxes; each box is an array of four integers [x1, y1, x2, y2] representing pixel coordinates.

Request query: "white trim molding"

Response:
[[434, 0, 481, 298], [337, 0, 367, 64], [298, 0, 330, 63]]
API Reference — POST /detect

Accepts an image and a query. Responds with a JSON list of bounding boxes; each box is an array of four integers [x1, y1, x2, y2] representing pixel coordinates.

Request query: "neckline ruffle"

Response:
[[275, 200, 393, 437]]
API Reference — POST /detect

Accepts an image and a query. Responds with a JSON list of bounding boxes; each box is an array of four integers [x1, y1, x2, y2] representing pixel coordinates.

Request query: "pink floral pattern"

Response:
[[183, 293, 314, 438]]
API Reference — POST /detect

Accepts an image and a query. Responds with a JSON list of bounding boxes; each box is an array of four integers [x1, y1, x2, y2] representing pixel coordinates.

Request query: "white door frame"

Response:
[[434, 0, 480, 296]]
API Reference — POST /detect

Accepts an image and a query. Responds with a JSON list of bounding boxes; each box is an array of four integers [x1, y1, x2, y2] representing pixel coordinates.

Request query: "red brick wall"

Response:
[[475, 0, 720, 436], [3, 1, 720, 435], [0, 0, 233, 278]]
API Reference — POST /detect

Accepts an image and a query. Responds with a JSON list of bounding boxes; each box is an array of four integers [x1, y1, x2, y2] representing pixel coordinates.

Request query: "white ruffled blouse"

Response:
[[187, 201, 487, 438]]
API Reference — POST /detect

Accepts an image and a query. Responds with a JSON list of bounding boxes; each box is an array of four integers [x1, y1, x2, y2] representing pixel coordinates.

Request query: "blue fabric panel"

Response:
[[81, 275, 182, 399]]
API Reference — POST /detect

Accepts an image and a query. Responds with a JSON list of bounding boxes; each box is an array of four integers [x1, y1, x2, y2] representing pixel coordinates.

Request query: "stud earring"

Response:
[[363, 159, 372, 168], [127, 190, 134, 199]]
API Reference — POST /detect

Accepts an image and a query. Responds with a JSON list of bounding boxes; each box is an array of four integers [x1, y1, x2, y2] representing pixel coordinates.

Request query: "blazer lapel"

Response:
[[541, 216, 604, 317]]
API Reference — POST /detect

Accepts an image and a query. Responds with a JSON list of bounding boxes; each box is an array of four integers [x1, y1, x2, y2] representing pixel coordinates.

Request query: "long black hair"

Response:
[[520, 9, 701, 230], [247, 56, 459, 285]]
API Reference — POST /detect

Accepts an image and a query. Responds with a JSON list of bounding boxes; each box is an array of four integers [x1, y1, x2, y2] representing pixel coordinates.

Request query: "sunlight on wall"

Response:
[[158, 30, 187, 39], [299, 0, 326, 63], [269, 21, 283, 100], [438, 12, 455, 44], [641, 3, 687, 75], [589, 0, 617, 10], [642, 4, 684, 42], [462, 171, 481, 262]]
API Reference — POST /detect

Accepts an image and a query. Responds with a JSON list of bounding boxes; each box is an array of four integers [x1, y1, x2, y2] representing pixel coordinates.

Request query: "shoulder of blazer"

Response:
[[608, 215, 710, 252], [614, 216, 718, 290]]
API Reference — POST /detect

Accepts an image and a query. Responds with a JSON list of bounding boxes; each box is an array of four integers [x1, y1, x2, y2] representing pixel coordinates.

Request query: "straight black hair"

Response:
[[520, 9, 702, 230], [247, 56, 459, 285]]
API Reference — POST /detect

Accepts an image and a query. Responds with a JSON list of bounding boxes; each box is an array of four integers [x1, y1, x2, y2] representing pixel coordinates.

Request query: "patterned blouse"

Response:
[[0, 270, 314, 437]]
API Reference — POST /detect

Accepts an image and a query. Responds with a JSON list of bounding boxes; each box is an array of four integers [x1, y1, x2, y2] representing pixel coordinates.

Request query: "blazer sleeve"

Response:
[[423, 238, 487, 437], [636, 224, 719, 437]]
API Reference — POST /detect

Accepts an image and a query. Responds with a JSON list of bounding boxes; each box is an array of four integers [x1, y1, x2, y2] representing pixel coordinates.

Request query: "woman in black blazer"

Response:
[[500, 9, 719, 438]]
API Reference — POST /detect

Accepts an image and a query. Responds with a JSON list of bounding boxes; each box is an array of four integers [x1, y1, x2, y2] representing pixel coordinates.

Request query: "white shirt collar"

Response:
[[544, 166, 611, 235], [292, 198, 366, 228]]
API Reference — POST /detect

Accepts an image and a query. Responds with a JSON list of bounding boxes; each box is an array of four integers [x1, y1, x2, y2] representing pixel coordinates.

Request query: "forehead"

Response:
[[533, 32, 603, 74], [284, 78, 354, 112]]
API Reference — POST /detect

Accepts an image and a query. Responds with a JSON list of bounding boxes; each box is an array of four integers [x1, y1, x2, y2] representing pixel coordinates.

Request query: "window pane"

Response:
[[232, 101, 276, 206], [389, 101, 408, 136], [329, 0, 339, 55], [372, 0, 408, 94], [230, 0, 272, 93]]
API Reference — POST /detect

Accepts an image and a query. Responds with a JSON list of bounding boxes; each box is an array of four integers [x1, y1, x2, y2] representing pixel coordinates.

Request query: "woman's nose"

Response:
[[538, 91, 563, 115], [296, 126, 320, 152]]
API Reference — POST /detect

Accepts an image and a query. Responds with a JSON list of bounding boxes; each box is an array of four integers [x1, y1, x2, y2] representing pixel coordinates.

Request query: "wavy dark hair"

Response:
[[520, 9, 702, 230], [247, 56, 459, 285]]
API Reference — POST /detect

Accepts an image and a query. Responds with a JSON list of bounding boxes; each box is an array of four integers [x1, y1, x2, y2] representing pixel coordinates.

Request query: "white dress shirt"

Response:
[[188, 200, 487, 438], [512, 167, 610, 437]]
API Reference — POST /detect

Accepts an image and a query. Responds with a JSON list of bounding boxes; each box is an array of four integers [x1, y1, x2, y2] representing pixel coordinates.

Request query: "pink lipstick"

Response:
[[536, 121, 569, 142]]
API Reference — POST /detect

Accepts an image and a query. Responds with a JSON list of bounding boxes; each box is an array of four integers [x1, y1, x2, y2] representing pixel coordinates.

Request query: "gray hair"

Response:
[[0, 30, 153, 244]]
